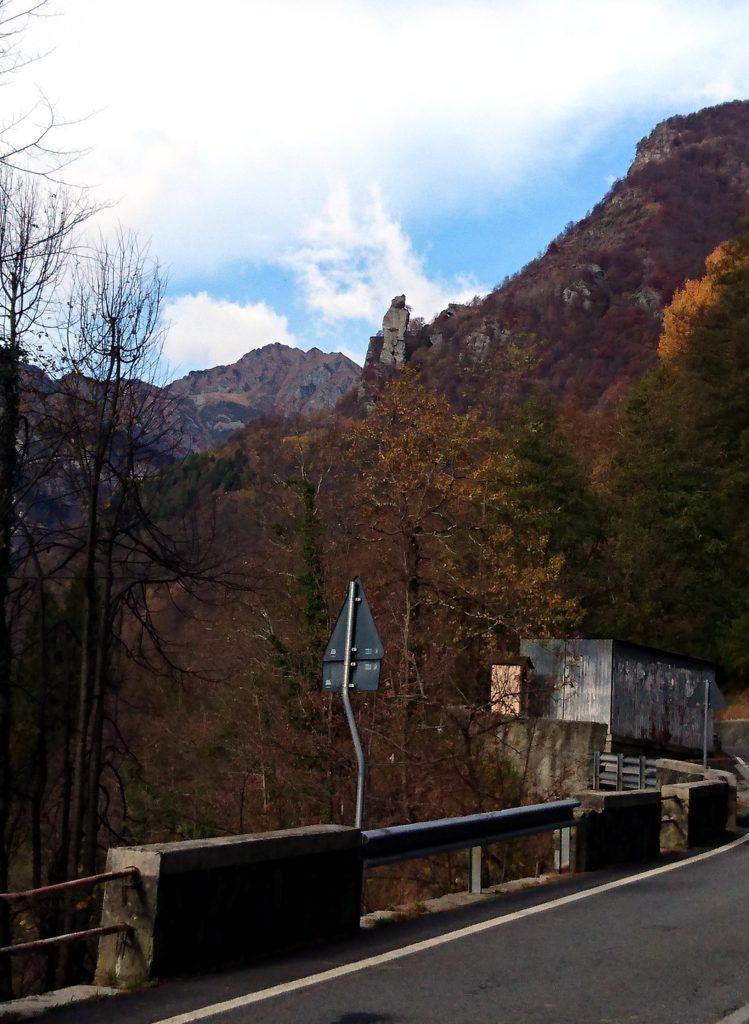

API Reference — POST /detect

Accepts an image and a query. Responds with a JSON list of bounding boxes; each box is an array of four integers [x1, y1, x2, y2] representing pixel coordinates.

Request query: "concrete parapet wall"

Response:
[[95, 825, 361, 989], [496, 718, 608, 800], [571, 789, 661, 872], [660, 780, 729, 852], [716, 719, 749, 750], [655, 759, 737, 829]]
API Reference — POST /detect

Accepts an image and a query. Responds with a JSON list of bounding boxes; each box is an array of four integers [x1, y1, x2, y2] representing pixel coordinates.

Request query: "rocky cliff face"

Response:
[[364, 100, 749, 409], [363, 295, 410, 369], [379, 294, 410, 366], [170, 343, 360, 448]]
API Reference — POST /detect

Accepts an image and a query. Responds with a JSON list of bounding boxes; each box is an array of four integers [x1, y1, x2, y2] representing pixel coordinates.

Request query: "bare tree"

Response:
[[50, 232, 228, 984], [0, 166, 89, 996], [0, 0, 80, 177]]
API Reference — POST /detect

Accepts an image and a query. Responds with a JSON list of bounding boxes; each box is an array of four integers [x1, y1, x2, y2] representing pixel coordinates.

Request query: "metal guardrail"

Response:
[[363, 799, 580, 894], [593, 752, 658, 791], [0, 867, 139, 957]]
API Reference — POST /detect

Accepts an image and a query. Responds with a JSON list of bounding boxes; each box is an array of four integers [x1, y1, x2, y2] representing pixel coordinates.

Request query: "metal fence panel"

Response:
[[593, 752, 658, 791]]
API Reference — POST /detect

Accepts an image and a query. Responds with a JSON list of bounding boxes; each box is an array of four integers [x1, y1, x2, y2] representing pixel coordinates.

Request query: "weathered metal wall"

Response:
[[520, 638, 716, 753], [610, 641, 714, 752], [520, 639, 613, 726]]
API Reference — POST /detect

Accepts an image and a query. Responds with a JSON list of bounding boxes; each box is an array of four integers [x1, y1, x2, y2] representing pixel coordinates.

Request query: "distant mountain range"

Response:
[[169, 343, 360, 448]]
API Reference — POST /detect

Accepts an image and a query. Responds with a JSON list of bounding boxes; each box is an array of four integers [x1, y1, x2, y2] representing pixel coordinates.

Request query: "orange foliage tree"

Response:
[[658, 244, 729, 362]]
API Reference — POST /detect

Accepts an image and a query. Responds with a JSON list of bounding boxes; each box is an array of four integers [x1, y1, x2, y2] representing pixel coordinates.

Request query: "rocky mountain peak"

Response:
[[630, 118, 684, 173], [170, 343, 361, 448], [364, 295, 411, 369], [380, 294, 410, 366], [361, 100, 749, 409]]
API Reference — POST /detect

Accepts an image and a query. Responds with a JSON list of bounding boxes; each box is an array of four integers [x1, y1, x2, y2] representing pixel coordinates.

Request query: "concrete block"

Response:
[[656, 759, 737, 829], [496, 718, 608, 800], [716, 719, 749, 750], [706, 770, 738, 830], [660, 780, 729, 852], [96, 824, 361, 989], [571, 789, 661, 872]]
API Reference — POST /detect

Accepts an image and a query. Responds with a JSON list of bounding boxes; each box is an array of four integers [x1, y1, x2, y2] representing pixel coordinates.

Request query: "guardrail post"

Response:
[[593, 751, 600, 789], [554, 827, 571, 872], [468, 846, 482, 894], [639, 755, 646, 789], [616, 753, 623, 791]]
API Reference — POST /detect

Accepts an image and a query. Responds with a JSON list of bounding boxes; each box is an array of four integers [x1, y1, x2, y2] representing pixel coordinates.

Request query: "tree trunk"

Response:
[[82, 564, 113, 877], [0, 292, 20, 999], [31, 576, 49, 892]]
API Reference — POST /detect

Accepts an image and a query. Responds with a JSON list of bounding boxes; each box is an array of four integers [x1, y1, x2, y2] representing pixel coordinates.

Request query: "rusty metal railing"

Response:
[[0, 866, 139, 957]]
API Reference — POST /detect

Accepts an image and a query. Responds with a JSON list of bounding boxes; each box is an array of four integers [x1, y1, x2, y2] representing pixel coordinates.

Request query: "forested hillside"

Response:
[[123, 214, 749, 868], [363, 101, 749, 410], [599, 222, 749, 677]]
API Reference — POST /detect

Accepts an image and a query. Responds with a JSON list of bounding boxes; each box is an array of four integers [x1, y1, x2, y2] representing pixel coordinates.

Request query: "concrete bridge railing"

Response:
[[95, 776, 734, 989], [95, 825, 361, 989]]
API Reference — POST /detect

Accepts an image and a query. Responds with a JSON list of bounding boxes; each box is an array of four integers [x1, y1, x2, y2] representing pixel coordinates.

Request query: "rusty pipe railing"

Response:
[[0, 867, 139, 905], [0, 924, 130, 957], [0, 867, 139, 957]]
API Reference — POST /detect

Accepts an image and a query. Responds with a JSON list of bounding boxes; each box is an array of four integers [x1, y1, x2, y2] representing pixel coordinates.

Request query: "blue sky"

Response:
[[22, 0, 749, 375], [165, 113, 661, 364]]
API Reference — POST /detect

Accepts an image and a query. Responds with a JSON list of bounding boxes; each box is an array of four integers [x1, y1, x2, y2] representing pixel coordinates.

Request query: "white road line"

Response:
[[154, 832, 749, 1024], [715, 1004, 749, 1024]]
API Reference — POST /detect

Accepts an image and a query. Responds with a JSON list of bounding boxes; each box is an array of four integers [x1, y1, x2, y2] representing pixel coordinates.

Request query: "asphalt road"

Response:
[[51, 834, 749, 1024]]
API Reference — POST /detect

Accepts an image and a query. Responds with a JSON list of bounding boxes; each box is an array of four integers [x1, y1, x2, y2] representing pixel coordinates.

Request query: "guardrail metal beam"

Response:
[[362, 799, 579, 868]]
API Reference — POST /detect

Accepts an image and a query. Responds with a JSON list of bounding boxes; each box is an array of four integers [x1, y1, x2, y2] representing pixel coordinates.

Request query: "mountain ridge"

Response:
[[362, 100, 749, 410], [169, 342, 361, 448]]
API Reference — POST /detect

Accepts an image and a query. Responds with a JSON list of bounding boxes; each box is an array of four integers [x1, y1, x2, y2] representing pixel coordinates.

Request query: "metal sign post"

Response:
[[697, 677, 725, 769], [323, 578, 383, 830], [341, 580, 366, 828]]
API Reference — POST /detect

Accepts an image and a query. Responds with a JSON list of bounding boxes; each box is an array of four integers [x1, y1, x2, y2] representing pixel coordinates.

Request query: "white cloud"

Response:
[[16, 1, 749, 273], [162, 292, 297, 378], [287, 186, 483, 323]]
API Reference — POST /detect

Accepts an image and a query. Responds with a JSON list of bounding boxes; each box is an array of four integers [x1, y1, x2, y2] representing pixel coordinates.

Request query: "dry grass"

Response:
[[718, 689, 749, 720]]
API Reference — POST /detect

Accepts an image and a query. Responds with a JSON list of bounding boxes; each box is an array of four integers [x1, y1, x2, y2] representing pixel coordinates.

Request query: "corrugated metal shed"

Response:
[[519, 638, 720, 754]]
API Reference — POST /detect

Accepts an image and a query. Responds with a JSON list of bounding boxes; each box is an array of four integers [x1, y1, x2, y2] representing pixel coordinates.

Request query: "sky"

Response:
[[13, 0, 749, 377]]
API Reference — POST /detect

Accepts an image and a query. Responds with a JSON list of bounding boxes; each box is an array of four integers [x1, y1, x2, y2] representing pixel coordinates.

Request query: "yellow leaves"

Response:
[[660, 274, 718, 362], [344, 373, 580, 645], [658, 242, 734, 363]]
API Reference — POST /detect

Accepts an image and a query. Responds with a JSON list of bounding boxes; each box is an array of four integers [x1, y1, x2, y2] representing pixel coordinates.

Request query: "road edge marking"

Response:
[[715, 1003, 749, 1024], [154, 831, 749, 1024]]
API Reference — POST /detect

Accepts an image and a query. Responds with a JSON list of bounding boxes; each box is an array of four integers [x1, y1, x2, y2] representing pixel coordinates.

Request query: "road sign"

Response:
[[322, 577, 384, 692], [322, 659, 382, 692], [321, 578, 384, 829], [323, 582, 384, 664]]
